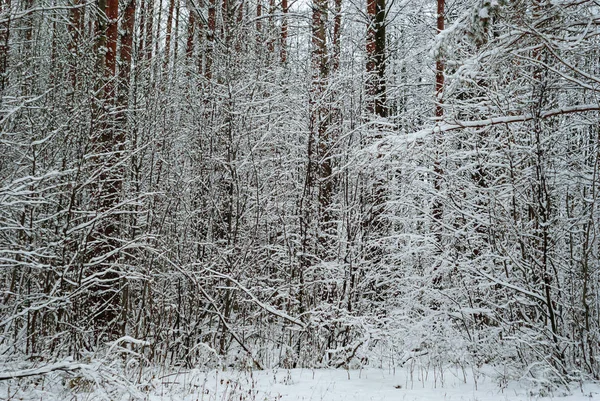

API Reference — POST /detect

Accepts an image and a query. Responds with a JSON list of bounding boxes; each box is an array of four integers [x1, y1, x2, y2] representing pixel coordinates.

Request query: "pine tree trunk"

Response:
[[280, 0, 288, 63], [310, 0, 328, 246], [120, 0, 135, 98], [0, 0, 11, 93], [432, 0, 444, 246], [105, 0, 118, 98], [164, 0, 176, 71], [144, 0, 154, 62], [68, 0, 82, 90], [88, 0, 122, 342], [206, 0, 216, 79], [366, 0, 386, 118]]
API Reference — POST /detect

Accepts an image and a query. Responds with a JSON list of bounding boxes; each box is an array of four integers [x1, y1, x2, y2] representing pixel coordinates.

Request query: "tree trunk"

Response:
[[432, 0, 444, 246], [144, 0, 154, 62], [186, 6, 196, 60], [105, 0, 118, 99], [68, 0, 82, 90], [366, 0, 386, 118], [256, 0, 262, 45], [311, 0, 329, 252], [280, 0, 288, 63], [267, 0, 275, 54], [363, 0, 387, 258], [164, 0, 176, 71], [206, 0, 216, 79], [0, 0, 11, 94], [119, 0, 135, 337], [120, 0, 135, 98], [331, 0, 341, 73], [88, 0, 122, 342]]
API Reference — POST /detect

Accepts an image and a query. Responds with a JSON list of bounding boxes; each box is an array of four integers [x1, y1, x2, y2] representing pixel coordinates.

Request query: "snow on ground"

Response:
[[2, 364, 599, 400], [180, 368, 600, 401]]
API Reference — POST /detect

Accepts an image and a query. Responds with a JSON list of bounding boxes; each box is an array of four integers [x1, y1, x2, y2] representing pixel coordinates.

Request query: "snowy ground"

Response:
[[2, 364, 599, 400]]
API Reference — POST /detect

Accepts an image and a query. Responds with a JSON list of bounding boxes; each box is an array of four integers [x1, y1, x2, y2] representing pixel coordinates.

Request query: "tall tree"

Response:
[[206, 0, 216, 78], [0, 0, 11, 93], [432, 0, 444, 246], [280, 0, 288, 63], [366, 0, 386, 117], [88, 0, 123, 340], [68, 0, 83, 89], [164, 0, 176, 70]]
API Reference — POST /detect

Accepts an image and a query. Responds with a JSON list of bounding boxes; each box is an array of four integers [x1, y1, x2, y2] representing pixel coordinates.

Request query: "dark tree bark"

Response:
[[105, 0, 118, 98], [280, 0, 288, 63], [363, 0, 387, 256], [119, 0, 136, 336], [432, 0, 444, 246], [120, 0, 135, 95], [185, 6, 196, 59], [206, 0, 216, 79], [186, 6, 196, 60], [267, 0, 275, 54], [331, 0, 342, 73], [0, 0, 11, 93], [68, 0, 82, 90], [310, 0, 329, 251], [144, 0, 155, 61], [366, 0, 386, 118], [164, 0, 176, 70], [87, 0, 122, 341], [256, 0, 262, 44], [186, 2, 204, 73]]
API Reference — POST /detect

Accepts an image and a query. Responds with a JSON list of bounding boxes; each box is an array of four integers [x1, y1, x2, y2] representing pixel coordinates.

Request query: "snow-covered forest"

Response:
[[1, 0, 600, 399]]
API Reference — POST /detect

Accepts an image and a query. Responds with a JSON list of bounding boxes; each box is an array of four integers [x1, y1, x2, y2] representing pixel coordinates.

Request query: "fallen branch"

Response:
[[0, 361, 85, 381]]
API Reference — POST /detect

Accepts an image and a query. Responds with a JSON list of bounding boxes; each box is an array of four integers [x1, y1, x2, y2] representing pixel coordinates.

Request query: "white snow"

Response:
[[2, 365, 599, 401]]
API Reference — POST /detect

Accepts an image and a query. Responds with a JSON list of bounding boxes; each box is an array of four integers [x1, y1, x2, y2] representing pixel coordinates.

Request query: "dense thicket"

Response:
[[1, 0, 599, 388]]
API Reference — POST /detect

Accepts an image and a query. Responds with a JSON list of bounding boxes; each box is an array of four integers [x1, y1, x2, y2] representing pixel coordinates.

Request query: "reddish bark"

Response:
[[432, 0, 445, 244], [118, 0, 135, 338], [206, 0, 216, 79], [186, 5, 203, 73], [186, 7, 196, 60], [164, 0, 176, 70], [145, 0, 155, 61], [280, 0, 288, 63], [267, 0, 275, 53], [311, 0, 327, 80], [331, 0, 342, 72], [90, 0, 122, 340], [235, 0, 244, 53], [310, 0, 327, 153], [311, 0, 334, 256], [222, 0, 234, 46], [105, 0, 118, 99]]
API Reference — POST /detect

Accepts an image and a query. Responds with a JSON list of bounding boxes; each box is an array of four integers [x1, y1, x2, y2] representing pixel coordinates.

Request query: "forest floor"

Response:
[[1, 363, 599, 400]]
